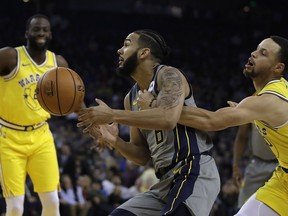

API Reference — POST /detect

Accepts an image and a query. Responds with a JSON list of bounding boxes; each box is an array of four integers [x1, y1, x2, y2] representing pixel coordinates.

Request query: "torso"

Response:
[[254, 78, 288, 168], [0, 46, 58, 125], [129, 65, 214, 171]]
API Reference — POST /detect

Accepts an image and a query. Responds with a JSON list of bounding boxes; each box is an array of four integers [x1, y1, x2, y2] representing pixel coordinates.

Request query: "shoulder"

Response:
[[55, 54, 69, 67], [0, 47, 17, 76], [0, 46, 17, 57]]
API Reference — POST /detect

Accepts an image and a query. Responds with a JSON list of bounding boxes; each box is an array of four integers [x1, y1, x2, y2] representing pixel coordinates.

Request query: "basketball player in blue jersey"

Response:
[[0, 14, 68, 216], [77, 29, 221, 216]]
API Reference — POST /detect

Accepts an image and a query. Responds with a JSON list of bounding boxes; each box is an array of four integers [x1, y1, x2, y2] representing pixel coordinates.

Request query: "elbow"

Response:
[[133, 157, 150, 166]]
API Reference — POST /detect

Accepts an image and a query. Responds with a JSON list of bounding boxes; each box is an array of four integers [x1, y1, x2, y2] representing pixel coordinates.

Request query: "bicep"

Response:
[[214, 96, 265, 128], [124, 93, 150, 162], [0, 47, 17, 75], [156, 67, 187, 122]]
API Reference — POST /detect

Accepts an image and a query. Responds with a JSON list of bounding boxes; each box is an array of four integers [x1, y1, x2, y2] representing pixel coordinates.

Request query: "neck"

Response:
[[25, 46, 46, 64], [132, 62, 158, 91], [253, 76, 282, 92]]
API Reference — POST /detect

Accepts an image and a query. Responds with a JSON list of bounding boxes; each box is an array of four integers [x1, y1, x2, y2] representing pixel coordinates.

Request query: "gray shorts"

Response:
[[111, 155, 220, 216], [237, 157, 278, 208]]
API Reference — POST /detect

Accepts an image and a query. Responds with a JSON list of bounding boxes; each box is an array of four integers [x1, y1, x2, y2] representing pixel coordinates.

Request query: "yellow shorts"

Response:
[[256, 166, 288, 215], [0, 124, 60, 198]]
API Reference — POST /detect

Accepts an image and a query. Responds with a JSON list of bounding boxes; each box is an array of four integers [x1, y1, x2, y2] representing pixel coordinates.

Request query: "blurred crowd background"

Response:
[[1, 0, 288, 215]]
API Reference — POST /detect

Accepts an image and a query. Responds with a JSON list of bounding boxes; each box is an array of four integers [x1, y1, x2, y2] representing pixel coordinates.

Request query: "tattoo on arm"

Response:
[[158, 68, 183, 109]]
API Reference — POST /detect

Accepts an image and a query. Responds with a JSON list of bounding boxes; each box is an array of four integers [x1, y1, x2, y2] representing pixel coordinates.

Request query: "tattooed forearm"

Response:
[[158, 68, 183, 109]]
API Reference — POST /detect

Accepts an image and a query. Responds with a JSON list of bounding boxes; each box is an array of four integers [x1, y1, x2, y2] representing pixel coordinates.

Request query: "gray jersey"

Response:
[[250, 124, 276, 160], [119, 64, 220, 216], [129, 65, 213, 172]]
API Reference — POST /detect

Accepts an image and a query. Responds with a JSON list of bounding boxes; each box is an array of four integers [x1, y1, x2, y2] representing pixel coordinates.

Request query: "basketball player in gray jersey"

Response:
[[233, 123, 278, 208], [77, 29, 220, 215]]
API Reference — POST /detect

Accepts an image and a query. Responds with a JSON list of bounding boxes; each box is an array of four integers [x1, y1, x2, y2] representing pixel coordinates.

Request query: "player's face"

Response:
[[116, 33, 140, 76], [243, 38, 281, 78], [25, 17, 52, 51]]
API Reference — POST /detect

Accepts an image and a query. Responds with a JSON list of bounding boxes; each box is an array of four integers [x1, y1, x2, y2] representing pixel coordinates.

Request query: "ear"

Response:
[[274, 63, 285, 74], [25, 31, 28, 40], [139, 48, 150, 59]]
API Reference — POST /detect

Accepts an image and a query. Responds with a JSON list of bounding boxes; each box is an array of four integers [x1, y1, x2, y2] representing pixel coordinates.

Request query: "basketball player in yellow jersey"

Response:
[[167, 35, 288, 215], [0, 14, 68, 216], [137, 36, 288, 215]]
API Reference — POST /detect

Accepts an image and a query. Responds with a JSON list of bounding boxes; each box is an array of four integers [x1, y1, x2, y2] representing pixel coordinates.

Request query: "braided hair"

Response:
[[134, 29, 171, 63]]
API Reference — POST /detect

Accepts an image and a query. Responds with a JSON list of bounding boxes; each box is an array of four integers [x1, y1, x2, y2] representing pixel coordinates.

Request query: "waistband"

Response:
[[155, 151, 211, 179], [0, 118, 46, 131]]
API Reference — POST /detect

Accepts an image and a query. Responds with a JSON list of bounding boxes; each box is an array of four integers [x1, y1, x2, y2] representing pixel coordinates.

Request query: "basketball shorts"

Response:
[[0, 123, 60, 198], [256, 166, 288, 215], [111, 155, 220, 216]]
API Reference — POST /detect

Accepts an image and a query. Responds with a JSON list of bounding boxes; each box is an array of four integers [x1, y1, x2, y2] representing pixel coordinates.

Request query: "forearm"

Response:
[[113, 136, 150, 166], [112, 108, 177, 130], [233, 141, 247, 166], [179, 106, 241, 131], [178, 106, 223, 131], [232, 124, 249, 166]]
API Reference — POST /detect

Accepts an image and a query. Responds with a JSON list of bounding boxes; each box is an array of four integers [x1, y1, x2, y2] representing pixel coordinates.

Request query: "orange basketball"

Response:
[[36, 67, 85, 116]]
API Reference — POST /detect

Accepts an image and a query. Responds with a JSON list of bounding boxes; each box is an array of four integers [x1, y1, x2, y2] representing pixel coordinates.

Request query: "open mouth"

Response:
[[119, 57, 124, 65], [245, 58, 254, 68]]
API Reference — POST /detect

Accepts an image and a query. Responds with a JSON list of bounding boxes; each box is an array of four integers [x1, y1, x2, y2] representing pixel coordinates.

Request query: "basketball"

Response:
[[36, 67, 85, 116]]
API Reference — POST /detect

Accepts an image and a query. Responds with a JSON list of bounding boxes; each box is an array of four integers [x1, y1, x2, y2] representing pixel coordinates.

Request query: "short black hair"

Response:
[[134, 29, 170, 63], [270, 35, 288, 74], [25, 14, 50, 30]]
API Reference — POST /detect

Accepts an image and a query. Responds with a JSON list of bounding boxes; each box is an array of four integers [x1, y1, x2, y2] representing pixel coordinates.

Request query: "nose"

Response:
[[117, 46, 124, 55], [37, 29, 45, 36], [251, 50, 257, 58]]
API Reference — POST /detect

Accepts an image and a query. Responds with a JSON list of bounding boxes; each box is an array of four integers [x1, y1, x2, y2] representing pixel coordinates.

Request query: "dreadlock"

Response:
[[134, 29, 170, 63]]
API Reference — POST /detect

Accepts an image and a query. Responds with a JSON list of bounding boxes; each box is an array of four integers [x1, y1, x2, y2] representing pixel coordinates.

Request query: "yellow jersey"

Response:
[[254, 77, 288, 169], [0, 46, 57, 125]]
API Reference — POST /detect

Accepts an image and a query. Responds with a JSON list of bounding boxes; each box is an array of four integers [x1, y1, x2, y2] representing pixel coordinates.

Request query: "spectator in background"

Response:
[[59, 174, 90, 216]]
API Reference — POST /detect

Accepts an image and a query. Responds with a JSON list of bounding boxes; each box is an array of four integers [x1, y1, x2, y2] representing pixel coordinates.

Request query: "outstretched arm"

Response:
[[178, 95, 270, 131], [77, 66, 190, 130]]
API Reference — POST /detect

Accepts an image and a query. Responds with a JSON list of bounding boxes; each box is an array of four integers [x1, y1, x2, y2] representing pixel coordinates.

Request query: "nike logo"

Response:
[[22, 63, 30, 66], [132, 100, 138, 106]]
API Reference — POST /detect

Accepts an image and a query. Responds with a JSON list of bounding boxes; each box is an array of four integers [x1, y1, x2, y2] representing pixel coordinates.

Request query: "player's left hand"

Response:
[[77, 99, 113, 129], [89, 123, 119, 152], [138, 90, 155, 110]]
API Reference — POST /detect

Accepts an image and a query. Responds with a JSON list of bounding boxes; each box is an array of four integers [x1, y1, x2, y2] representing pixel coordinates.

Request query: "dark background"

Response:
[[0, 0, 287, 215]]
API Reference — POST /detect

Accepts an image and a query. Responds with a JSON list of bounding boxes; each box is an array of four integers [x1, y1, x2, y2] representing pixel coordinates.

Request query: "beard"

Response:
[[243, 68, 257, 78], [116, 51, 138, 77], [28, 36, 51, 52]]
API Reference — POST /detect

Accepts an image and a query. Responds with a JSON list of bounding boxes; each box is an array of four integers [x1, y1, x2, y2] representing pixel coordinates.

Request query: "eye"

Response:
[[260, 49, 267, 56]]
